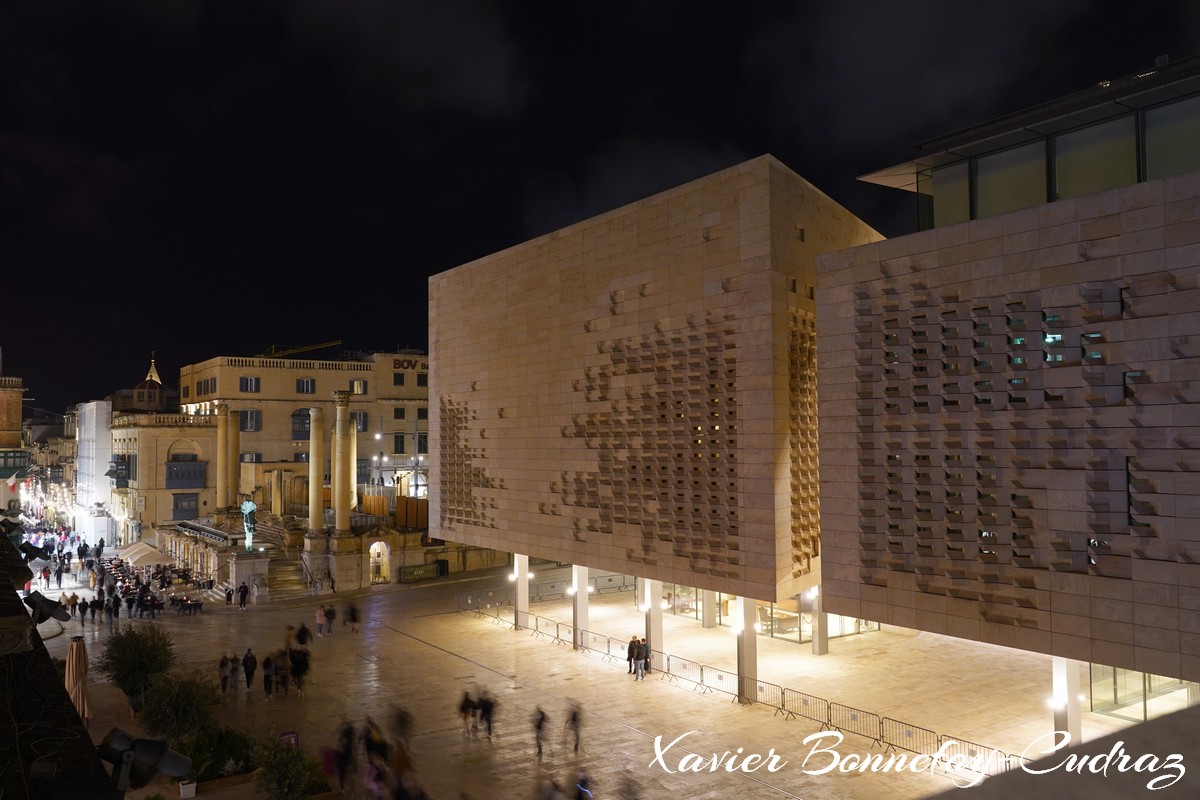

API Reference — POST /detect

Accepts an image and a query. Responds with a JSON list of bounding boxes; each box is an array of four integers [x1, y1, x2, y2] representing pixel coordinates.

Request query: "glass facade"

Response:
[[1146, 94, 1200, 180], [1089, 664, 1200, 722], [975, 141, 1046, 219], [1054, 116, 1136, 200]]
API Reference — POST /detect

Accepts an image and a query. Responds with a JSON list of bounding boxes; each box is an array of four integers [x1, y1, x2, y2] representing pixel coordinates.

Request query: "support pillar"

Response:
[[308, 407, 325, 534], [349, 420, 358, 510], [332, 391, 352, 535], [701, 589, 718, 629], [736, 596, 759, 705], [639, 578, 664, 662], [1052, 656, 1082, 743], [226, 407, 240, 503], [571, 564, 589, 650], [811, 587, 829, 656], [215, 405, 228, 509], [513, 553, 530, 630]]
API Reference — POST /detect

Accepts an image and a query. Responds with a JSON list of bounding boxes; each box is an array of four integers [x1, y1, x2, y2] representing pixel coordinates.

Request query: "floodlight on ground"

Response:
[[97, 728, 192, 790], [23, 591, 70, 623], [18, 541, 54, 562]]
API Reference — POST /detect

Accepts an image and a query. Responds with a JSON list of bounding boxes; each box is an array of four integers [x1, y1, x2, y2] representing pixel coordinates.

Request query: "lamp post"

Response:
[[372, 432, 389, 486]]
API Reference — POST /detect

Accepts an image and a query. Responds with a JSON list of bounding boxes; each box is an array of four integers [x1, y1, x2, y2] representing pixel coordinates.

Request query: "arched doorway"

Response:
[[369, 541, 391, 584]]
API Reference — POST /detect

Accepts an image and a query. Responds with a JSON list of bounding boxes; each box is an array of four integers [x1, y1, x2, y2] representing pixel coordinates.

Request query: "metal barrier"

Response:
[[782, 689, 829, 726], [666, 654, 702, 686], [455, 588, 513, 613], [398, 564, 439, 584], [753, 679, 786, 716], [699, 665, 739, 700], [936, 736, 1010, 779], [590, 573, 636, 594], [883, 717, 939, 756], [580, 629, 618, 662], [830, 702, 883, 747]]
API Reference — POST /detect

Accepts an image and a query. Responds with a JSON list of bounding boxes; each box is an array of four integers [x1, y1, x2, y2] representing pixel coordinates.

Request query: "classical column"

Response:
[[226, 406, 240, 503], [736, 596, 759, 705], [215, 404, 228, 509], [308, 406, 325, 534], [513, 553, 530, 630], [349, 417, 358, 511], [571, 564, 589, 650], [332, 391, 352, 534]]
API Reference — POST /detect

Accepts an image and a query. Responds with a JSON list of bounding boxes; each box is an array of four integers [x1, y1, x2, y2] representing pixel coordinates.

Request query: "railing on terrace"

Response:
[[214, 357, 373, 371], [458, 587, 1031, 779], [111, 414, 216, 429]]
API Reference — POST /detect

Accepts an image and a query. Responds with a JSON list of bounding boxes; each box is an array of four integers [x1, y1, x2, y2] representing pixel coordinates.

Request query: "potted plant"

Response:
[[252, 735, 329, 800]]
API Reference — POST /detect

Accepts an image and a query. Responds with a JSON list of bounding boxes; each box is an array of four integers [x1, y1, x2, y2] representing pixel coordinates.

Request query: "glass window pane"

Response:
[[931, 162, 969, 227], [1054, 116, 1136, 199], [1146, 95, 1200, 180], [975, 141, 1046, 218]]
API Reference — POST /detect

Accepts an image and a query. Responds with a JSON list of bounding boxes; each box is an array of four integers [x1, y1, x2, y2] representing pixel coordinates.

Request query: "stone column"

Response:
[[736, 596, 759, 705], [571, 564, 589, 650], [1052, 656, 1082, 741], [641, 578, 664, 666], [215, 404, 228, 509], [308, 407, 325, 534], [701, 589, 718, 629], [513, 553, 530, 630], [349, 419, 358, 511], [811, 587, 829, 656], [226, 406, 240, 503], [332, 391, 352, 535]]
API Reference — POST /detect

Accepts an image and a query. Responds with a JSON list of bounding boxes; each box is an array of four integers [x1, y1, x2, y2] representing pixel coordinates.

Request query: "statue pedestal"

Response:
[[230, 552, 271, 604]]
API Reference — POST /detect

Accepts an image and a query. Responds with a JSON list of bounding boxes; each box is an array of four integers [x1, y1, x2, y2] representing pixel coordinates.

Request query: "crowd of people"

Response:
[[323, 707, 424, 799]]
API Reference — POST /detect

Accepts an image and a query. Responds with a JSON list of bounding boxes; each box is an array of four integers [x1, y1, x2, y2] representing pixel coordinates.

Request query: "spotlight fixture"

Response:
[[18, 541, 54, 563], [23, 591, 71, 623], [97, 728, 191, 790]]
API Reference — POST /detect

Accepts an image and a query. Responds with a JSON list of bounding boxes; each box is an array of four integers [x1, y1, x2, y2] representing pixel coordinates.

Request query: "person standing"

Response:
[[531, 706, 547, 757], [346, 600, 360, 633], [324, 604, 335, 636], [633, 639, 646, 681], [626, 635, 638, 674], [242, 648, 257, 691], [238, 581, 249, 610], [262, 655, 275, 701], [104, 597, 114, 632], [316, 606, 327, 638]]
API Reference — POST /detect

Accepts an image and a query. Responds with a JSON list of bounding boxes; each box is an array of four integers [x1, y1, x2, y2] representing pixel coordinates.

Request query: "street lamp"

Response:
[[372, 432, 389, 486]]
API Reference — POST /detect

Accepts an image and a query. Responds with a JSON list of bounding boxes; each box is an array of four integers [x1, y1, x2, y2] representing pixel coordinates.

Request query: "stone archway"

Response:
[[367, 540, 391, 585]]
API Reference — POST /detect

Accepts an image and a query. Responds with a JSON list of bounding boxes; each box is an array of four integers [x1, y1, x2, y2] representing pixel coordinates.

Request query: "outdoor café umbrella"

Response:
[[125, 547, 176, 568], [66, 635, 90, 727], [113, 542, 157, 559]]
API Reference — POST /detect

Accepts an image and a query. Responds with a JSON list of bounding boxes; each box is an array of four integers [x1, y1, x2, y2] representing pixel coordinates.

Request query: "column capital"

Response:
[[331, 390, 353, 407]]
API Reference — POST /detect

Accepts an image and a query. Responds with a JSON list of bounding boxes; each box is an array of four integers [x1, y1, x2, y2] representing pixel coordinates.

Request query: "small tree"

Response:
[[95, 624, 176, 704], [140, 670, 220, 743], [253, 736, 326, 800]]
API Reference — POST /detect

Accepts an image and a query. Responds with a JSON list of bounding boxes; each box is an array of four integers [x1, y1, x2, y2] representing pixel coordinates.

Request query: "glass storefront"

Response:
[[658, 583, 879, 644], [1089, 664, 1200, 722]]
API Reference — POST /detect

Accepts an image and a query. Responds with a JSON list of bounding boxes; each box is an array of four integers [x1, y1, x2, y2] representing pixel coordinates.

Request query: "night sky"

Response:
[[2, 1, 1198, 415]]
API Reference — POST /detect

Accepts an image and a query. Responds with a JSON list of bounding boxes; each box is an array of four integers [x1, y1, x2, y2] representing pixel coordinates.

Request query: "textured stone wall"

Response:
[[817, 170, 1200, 681], [431, 156, 880, 600]]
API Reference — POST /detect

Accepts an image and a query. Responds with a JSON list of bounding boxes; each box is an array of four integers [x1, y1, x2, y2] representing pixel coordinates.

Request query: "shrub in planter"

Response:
[[140, 670, 221, 744], [252, 735, 327, 800], [95, 624, 176, 706], [178, 724, 256, 784]]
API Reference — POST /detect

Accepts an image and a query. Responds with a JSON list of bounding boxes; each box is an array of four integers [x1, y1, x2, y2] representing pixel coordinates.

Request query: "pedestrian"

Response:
[[633, 639, 646, 680], [262, 655, 275, 701], [324, 604, 335, 636], [531, 706, 547, 757], [275, 650, 291, 697], [476, 691, 495, 740], [316, 606, 327, 638], [346, 600, 359, 633], [238, 581, 249, 610], [565, 703, 582, 752], [219, 656, 230, 693], [242, 648, 257, 691], [67, 591, 78, 618], [573, 769, 592, 800], [362, 715, 388, 762], [335, 719, 355, 792], [54, 564, 63, 589], [458, 691, 477, 740], [626, 634, 638, 674], [228, 653, 240, 691], [104, 597, 114, 632], [89, 596, 101, 624], [296, 622, 313, 646], [290, 647, 309, 696], [644, 637, 652, 675], [225, 586, 234, 605]]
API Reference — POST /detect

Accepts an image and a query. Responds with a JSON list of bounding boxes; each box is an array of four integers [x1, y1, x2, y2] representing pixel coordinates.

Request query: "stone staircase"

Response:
[[267, 558, 311, 603]]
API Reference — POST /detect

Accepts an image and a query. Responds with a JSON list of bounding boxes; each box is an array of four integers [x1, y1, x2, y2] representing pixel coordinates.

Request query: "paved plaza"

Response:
[[37, 564, 1169, 799]]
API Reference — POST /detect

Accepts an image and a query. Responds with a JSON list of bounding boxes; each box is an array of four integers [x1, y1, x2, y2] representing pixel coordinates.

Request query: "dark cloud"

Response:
[[2, 1, 1197, 411]]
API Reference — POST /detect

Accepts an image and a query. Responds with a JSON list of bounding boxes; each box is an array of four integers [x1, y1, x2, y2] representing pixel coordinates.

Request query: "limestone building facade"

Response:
[[430, 155, 881, 603]]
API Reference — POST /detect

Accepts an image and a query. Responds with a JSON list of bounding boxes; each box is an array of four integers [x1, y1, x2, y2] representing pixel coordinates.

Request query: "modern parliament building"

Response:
[[430, 56, 1200, 717]]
